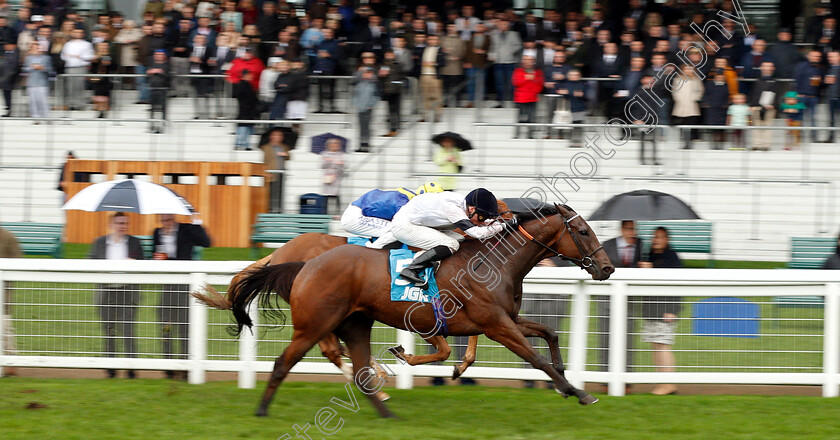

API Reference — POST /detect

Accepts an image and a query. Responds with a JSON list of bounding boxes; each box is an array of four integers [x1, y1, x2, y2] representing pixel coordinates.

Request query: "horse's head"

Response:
[[515, 204, 614, 281]]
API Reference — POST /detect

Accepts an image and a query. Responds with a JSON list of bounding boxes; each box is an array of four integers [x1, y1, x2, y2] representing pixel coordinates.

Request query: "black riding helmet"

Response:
[[465, 188, 499, 221]]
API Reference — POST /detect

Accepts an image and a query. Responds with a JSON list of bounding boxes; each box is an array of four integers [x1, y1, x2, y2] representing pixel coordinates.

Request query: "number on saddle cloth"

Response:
[[388, 249, 440, 304]]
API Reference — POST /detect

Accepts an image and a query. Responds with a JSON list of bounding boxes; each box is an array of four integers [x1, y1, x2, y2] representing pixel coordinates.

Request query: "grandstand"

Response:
[[0, 88, 836, 262]]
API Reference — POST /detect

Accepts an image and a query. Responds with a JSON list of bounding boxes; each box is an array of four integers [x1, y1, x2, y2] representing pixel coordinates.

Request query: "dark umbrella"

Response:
[[259, 126, 298, 150], [589, 189, 702, 221], [311, 132, 348, 154], [432, 132, 473, 151]]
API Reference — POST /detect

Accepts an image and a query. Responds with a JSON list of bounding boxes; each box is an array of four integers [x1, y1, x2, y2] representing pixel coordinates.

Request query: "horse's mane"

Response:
[[512, 203, 575, 222]]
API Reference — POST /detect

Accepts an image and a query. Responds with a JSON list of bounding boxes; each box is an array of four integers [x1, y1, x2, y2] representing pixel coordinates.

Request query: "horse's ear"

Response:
[[497, 200, 514, 220]]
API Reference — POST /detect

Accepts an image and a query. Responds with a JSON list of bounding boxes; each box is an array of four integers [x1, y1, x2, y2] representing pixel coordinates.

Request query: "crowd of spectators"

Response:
[[0, 1, 839, 151]]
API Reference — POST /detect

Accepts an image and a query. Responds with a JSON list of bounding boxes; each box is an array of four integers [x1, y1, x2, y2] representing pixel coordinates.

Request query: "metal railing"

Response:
[[467, 121, 840, 180], [0, 165, 63, 222], [0, 116, 349, 165], [1, 260, 839, 398]]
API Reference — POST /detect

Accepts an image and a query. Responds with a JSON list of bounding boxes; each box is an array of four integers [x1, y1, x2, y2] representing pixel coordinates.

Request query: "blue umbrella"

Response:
[[311, 133, 348, 154]]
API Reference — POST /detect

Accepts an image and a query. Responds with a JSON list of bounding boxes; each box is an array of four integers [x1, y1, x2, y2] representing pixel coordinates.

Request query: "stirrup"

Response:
[[399, 268, 428, 289]]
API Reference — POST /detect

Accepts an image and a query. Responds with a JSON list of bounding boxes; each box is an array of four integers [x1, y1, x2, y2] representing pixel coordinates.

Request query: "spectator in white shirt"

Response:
[[59, 28, 94, 110], [87, 212, 144, 379], [153, 213, 211, 379]]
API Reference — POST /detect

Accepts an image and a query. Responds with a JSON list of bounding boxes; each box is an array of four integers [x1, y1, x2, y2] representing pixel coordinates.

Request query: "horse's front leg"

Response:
[[514, 316, 565, 373], [484, 316, 597, 406]]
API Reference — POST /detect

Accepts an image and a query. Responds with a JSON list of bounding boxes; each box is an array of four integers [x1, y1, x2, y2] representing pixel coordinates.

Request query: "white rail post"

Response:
[[238, 300, 258, 389], [188, 272, 208, 385], [567, 280, 590, 389], [395, 329, 415, 390], [0, 271, 5, 378], [608, 281, 628, 396], [823, 283, 840, 398]]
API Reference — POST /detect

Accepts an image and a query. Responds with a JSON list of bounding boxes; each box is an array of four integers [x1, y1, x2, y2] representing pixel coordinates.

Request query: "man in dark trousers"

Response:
[[793, 50, 824, 142], [313, 28, 340, 113], [233, 68, 260, 150], [378, 48, 405, 137], [748, 61, 780, 149], [596, 220, 643, 390], [0, 39, 19, 117], [153, 213, 211, 380], [88, 212, 145, 379], [147, 49, 171, 133]]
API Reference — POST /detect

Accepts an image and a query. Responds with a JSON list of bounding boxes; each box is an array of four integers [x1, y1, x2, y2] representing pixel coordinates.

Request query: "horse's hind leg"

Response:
[[255, 331, 321, 417], [389, 335, 451, 366], [336, 316, 395, 418], [319, 333, 353, 380], [485, 317, 597, 406], [452, 335, 478, 379]]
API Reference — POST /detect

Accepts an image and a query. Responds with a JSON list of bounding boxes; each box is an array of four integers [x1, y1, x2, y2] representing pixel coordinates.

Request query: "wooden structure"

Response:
[[62, 160, 267, 248]]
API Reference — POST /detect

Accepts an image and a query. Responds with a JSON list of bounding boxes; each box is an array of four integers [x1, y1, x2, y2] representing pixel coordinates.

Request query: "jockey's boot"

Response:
[[399, 245, 453, 288]]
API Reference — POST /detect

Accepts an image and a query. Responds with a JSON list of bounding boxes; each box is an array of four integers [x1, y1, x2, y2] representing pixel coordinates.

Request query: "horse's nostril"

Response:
[[603, 266, 615, 274]]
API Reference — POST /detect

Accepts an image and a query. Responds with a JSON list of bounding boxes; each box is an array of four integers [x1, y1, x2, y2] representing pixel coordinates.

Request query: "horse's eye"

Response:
[[579, 229, 589, 236]]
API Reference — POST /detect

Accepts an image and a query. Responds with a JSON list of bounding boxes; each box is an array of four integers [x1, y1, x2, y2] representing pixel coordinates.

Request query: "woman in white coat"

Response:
[[671, 64, 704, 149]]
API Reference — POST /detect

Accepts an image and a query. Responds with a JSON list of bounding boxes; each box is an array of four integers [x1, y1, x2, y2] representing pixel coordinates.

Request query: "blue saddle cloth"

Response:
[[388, 249, 439, 304], [347, 236, 372, 246], [347, 238, 448, 336]]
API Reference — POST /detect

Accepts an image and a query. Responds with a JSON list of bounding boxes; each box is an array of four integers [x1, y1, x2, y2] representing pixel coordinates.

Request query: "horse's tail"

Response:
[[227, 261, 306, 336], [192, 254, 274, 311]]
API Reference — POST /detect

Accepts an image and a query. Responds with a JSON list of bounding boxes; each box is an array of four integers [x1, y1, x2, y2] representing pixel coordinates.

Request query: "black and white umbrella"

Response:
[[61, 179, 195, 215]]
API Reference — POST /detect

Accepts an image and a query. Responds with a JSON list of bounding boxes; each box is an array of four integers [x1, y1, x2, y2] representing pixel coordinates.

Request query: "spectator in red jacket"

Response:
[[512, 55, 544, 139], [226, 46, 265, 90]]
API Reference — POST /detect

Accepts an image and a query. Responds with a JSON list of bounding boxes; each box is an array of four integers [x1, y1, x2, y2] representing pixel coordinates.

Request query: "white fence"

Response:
[[1, 259, 838, 398]]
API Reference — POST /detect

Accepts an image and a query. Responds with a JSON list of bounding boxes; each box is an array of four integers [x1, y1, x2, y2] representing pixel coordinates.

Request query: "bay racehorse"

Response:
[[196, 198, 518, 378], [194, 233, 478, 387], [225, 204, 614, 417]]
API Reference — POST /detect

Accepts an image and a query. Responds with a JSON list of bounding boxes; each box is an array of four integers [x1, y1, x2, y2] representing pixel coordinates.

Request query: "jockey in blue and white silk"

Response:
[[340, 182, 444, 238], [368, 188, 505, 286]]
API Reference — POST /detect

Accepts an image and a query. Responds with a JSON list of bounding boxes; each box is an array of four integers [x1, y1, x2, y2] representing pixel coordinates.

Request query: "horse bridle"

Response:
[[515, 211, 603, 269]]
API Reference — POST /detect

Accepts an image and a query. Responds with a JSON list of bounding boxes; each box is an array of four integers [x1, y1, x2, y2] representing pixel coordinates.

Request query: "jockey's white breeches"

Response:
[[384, 212, 463, 253], [340, 204, 392, 238]]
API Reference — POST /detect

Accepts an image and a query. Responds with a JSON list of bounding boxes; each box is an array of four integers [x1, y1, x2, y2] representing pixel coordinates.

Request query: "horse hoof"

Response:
[[553, 387, 570, 398], [451, 366, 462, 380], [578, 394, 599, 406], [255, 409, 268, 417], [388, 345, 406, 361], [376, 391, 391, 401]]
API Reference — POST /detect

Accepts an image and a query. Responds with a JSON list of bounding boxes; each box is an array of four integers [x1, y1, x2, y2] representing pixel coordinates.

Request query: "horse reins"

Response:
[[471, 210, 602, 271], [516, 212, 602, 269]]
